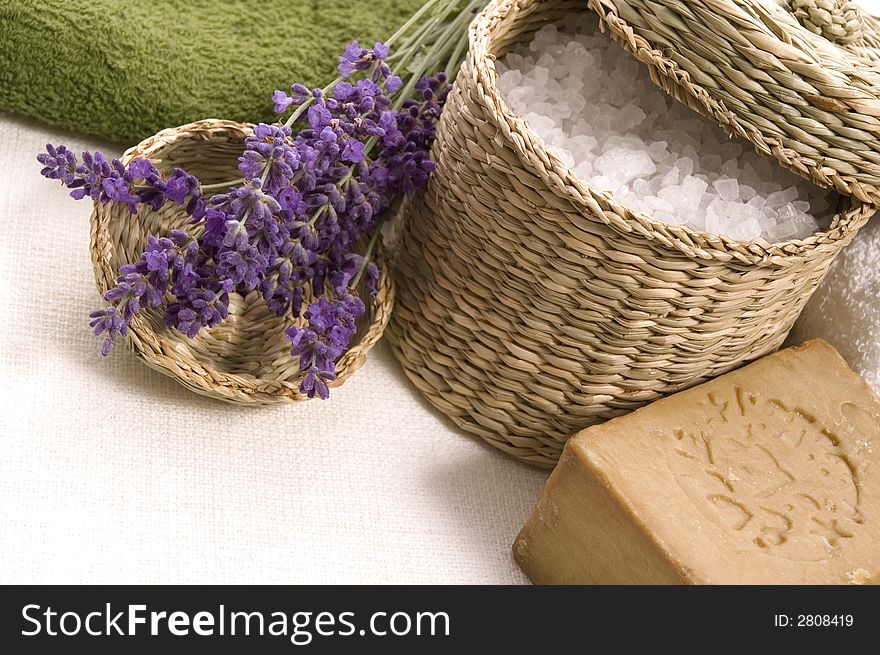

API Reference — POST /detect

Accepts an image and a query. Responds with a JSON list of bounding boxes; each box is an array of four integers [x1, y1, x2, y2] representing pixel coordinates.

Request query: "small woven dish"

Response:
[[388, 0, 876, 467], [89, 119, 394, 405]]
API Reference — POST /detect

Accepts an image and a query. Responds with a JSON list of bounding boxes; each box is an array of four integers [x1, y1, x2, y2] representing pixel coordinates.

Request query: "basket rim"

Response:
[[589, 0, 880, 204], [89, 118, 393, 404], [467, 0, 874, 267]]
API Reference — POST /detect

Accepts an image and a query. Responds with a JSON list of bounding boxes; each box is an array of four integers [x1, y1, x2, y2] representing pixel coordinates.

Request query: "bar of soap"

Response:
[[514, 340, 880, 584]]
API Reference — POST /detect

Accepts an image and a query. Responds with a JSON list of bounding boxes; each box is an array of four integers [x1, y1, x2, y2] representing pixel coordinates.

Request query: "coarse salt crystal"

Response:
[[766, 187, 799, 207], [496, 16, 835, 242], [594, 148, 656, 189], [712, 178, 739, 201]]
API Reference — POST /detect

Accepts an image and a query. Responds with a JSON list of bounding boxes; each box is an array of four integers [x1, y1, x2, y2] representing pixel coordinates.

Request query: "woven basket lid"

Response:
[[589, 0, 880, 204]]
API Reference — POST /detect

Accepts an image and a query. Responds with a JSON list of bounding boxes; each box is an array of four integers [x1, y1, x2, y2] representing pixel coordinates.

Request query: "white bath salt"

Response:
[[496, 17, 837, 242], [789, 217, 880, 393]]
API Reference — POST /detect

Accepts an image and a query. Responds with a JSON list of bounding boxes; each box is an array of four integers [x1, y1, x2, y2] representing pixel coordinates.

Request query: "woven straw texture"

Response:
[[590, 0, 880, 204], [387, 0, 874, 468], [90, 119, 393, 405]]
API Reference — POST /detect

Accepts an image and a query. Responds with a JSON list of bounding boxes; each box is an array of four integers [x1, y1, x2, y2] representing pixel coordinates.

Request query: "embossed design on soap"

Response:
[[667, 385, 863, 561]]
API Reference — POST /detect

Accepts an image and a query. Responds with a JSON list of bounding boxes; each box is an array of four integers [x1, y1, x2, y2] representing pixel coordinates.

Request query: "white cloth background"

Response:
[[0, 114, 548, 584], [4, 110, 873, 585]]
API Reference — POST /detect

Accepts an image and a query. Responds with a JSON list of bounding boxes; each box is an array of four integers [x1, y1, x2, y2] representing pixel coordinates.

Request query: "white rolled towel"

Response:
[[788, 218, 880, 392]]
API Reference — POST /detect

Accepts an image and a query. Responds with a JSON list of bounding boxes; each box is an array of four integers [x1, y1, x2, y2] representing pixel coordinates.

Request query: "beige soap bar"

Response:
[[515, 340, 880, 584]]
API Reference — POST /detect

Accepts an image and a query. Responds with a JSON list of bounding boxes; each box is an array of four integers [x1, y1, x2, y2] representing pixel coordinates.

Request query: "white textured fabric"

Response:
[[0, 114, 548, 584]]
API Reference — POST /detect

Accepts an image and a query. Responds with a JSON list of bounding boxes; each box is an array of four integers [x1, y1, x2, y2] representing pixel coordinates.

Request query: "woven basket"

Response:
[[590, 0, 880, 204], [90, 119, 393, 405], [387, 0, 875, 467]]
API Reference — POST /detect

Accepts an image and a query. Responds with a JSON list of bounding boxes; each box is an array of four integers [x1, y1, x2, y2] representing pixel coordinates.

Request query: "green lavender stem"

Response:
[[386, 0, 444, 47], [445, 18, 471, 81], [392, 1, 481, 111], [350, 212, 386, 289], [199, 178, 245, 191]]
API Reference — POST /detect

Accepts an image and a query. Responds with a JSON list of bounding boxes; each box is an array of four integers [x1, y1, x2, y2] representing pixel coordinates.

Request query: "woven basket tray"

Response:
[[90, 119, 393, 405], [387, 0, 875, 467]]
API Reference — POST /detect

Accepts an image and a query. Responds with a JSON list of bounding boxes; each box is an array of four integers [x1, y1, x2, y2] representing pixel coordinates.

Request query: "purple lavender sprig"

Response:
[[39, 0, 481, 397], [40, 43, 448, 392], [38, 146, 206, 218], [285, 292, 366, 399], [89, 230, 215, 354]]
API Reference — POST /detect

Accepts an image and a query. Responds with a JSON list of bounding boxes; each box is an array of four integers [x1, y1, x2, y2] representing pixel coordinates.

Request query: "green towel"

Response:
[[0, 0, 425, 143]]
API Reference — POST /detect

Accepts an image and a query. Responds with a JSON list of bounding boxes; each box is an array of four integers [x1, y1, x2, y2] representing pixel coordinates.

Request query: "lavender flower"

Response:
[[164, 278, 233, 338], [37, 146, 205, 218], [272, 89, 294, 113], [37, 144, 77, 185], [90, 230, 202, 354], [338, 41, 369, 77], [88, 307, 126, 357], [285, 291, 366, 399], [238, 124, 299, 193], [39, 20, 459, 398], [364, 262, 380, 299]]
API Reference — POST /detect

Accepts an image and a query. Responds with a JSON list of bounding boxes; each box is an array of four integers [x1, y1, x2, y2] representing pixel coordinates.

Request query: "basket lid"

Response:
[[589, 0, 880, 203]]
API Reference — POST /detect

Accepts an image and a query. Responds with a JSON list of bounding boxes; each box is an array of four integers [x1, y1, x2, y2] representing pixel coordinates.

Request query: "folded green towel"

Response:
[[0, 0, 424, 143]]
